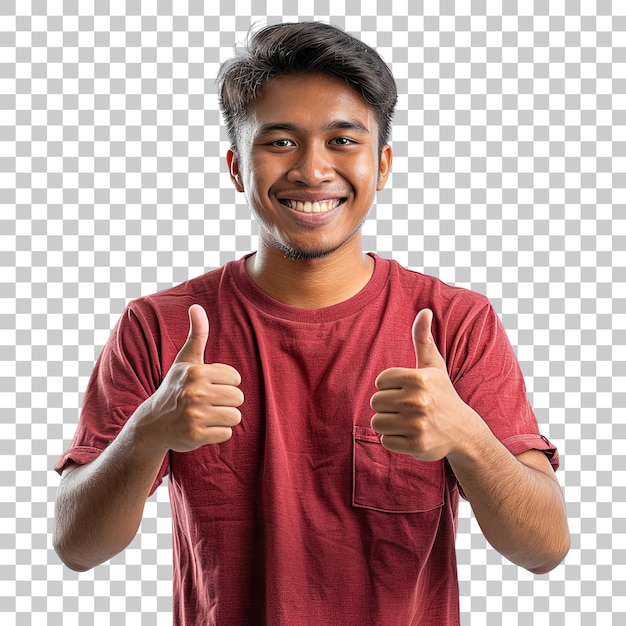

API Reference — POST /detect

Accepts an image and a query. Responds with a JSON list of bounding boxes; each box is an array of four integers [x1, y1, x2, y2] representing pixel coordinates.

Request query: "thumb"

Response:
[[174, 304, 209, 364], [412, 308, 446, 370]]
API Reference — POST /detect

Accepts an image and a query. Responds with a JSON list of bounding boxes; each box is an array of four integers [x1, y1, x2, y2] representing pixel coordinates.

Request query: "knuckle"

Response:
[[213, 427, 234, 444], [219, 407, 241, 426], [370, 394, 382, 412], [182, 363, 203, 381], [209, 363, 241, 385], [403, 393, 431, 413], [226, 387, 245, 406], [178, 385, 204, 406]]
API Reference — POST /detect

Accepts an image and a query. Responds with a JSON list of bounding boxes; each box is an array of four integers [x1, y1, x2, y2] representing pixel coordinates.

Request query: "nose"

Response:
[[286, 141, 335, 185]]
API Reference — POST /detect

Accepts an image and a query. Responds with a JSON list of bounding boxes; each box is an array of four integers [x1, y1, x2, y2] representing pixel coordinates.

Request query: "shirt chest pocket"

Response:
[[352, 426, 445, 513]]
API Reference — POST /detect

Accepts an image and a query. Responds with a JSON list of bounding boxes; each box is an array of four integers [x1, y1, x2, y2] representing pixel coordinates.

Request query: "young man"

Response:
[[54, 22, 569, 625]]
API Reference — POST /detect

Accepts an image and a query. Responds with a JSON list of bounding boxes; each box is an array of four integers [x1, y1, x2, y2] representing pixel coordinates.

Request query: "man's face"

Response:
[[227, 73, 392, 261]]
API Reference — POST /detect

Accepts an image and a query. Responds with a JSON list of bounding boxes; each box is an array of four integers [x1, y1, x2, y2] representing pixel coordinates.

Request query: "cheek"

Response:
[[241, 168, 282, 225], [244, 155, 276, 191], [349, 153, 381, 192]]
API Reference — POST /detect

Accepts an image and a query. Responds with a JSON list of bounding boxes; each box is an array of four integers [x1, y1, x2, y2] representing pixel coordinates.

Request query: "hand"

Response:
[[140, 304, 244, 453], [370, 309, 478, 461]]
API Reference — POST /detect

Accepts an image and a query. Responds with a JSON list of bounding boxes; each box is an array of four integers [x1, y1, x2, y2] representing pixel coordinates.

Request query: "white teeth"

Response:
[[285, 199, 340, 213]]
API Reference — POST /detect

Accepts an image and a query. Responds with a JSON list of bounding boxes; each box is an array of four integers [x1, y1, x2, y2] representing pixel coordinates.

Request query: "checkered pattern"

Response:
[[1, 0, 625, 624]]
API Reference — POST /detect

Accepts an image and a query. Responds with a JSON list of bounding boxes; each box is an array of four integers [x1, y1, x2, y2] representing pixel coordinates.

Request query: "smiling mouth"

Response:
[[279, 198, 346, 214]]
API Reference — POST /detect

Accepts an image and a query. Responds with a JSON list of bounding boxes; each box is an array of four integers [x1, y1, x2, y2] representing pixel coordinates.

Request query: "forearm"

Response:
[[448, 423, 570, 574], [55, 308, 244, 571], [53, 410, 166, 572]]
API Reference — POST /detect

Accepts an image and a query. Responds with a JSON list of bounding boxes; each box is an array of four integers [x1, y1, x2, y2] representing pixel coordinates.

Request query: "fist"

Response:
[[142, 304, 244, 453], [370, 309, 475, 461]]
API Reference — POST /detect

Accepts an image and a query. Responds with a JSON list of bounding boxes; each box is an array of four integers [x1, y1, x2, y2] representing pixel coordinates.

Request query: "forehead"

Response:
[[244, 73, 377, 134]]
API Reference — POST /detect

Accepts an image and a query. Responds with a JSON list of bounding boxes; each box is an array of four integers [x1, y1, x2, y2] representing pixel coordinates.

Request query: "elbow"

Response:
[[528, 558, 565, 576], [525, 532, 571, 575], [53, 546, 86, 573], [52, 532, 94, 573], [57, 556, 94, 573], [53, 511, 102, 572], [53, 518, 126, 572]]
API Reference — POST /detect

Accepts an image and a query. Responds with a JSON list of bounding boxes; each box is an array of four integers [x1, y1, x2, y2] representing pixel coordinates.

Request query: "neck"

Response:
[[245, 239, 375, 309]]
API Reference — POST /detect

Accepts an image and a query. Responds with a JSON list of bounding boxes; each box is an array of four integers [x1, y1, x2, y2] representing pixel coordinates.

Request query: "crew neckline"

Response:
[[228, 252, 391, 323]]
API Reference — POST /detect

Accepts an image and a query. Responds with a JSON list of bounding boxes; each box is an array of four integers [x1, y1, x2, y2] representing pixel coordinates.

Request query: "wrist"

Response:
[[446, 407, 497, 469], [126, 398, 171, 459]]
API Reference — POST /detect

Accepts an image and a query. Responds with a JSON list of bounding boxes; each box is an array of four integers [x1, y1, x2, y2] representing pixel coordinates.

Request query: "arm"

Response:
[[54, 304, 244, 571], [53, 417, 168, 572], [370, 309, 570, 574], [447, 426, 569, 574]]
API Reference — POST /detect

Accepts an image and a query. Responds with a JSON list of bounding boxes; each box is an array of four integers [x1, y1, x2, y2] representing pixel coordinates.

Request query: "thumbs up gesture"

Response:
[[370, 309, 478, 462], [142, 304, 244, 453]]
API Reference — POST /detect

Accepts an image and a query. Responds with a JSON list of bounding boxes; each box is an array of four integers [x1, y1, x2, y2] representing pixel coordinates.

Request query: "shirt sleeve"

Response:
[[54, 302, 169, 495], [442, 297, 559, 471]]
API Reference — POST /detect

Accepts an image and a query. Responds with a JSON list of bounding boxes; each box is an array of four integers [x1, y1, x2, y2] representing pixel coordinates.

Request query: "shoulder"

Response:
[[374, 257, 500, 364], [380, 256, 491, 313], [105, 262, 241, 371], [103, 263, 238, 351], [126, 263, 232, 320]]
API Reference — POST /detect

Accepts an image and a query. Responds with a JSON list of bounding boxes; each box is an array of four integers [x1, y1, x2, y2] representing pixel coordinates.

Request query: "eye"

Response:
[[330, 137, 355, 146], [270, 139, 295, 148]]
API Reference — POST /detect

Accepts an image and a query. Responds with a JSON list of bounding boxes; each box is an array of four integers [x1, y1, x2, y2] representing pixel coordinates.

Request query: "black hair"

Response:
[[217, 22, 397, 154]]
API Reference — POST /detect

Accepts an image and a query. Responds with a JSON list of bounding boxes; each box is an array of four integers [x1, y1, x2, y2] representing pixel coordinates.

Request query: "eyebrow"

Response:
[[255, 119, 371, 136]]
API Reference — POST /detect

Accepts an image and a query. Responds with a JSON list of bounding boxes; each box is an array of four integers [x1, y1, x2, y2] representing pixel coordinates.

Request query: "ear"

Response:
[[376, 143, 392, 191], [226, 148, 245, 193]]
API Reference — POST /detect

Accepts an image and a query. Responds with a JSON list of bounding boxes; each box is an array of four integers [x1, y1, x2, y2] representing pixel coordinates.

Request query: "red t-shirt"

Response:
[[56, 254, 558, 625]]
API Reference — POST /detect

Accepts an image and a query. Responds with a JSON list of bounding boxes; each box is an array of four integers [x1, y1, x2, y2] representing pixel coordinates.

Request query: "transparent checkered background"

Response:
[[1, 0, 624, 624]]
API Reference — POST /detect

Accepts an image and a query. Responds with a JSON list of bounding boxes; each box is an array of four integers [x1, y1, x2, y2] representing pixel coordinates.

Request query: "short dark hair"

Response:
[[217, 22, 397, 155]]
